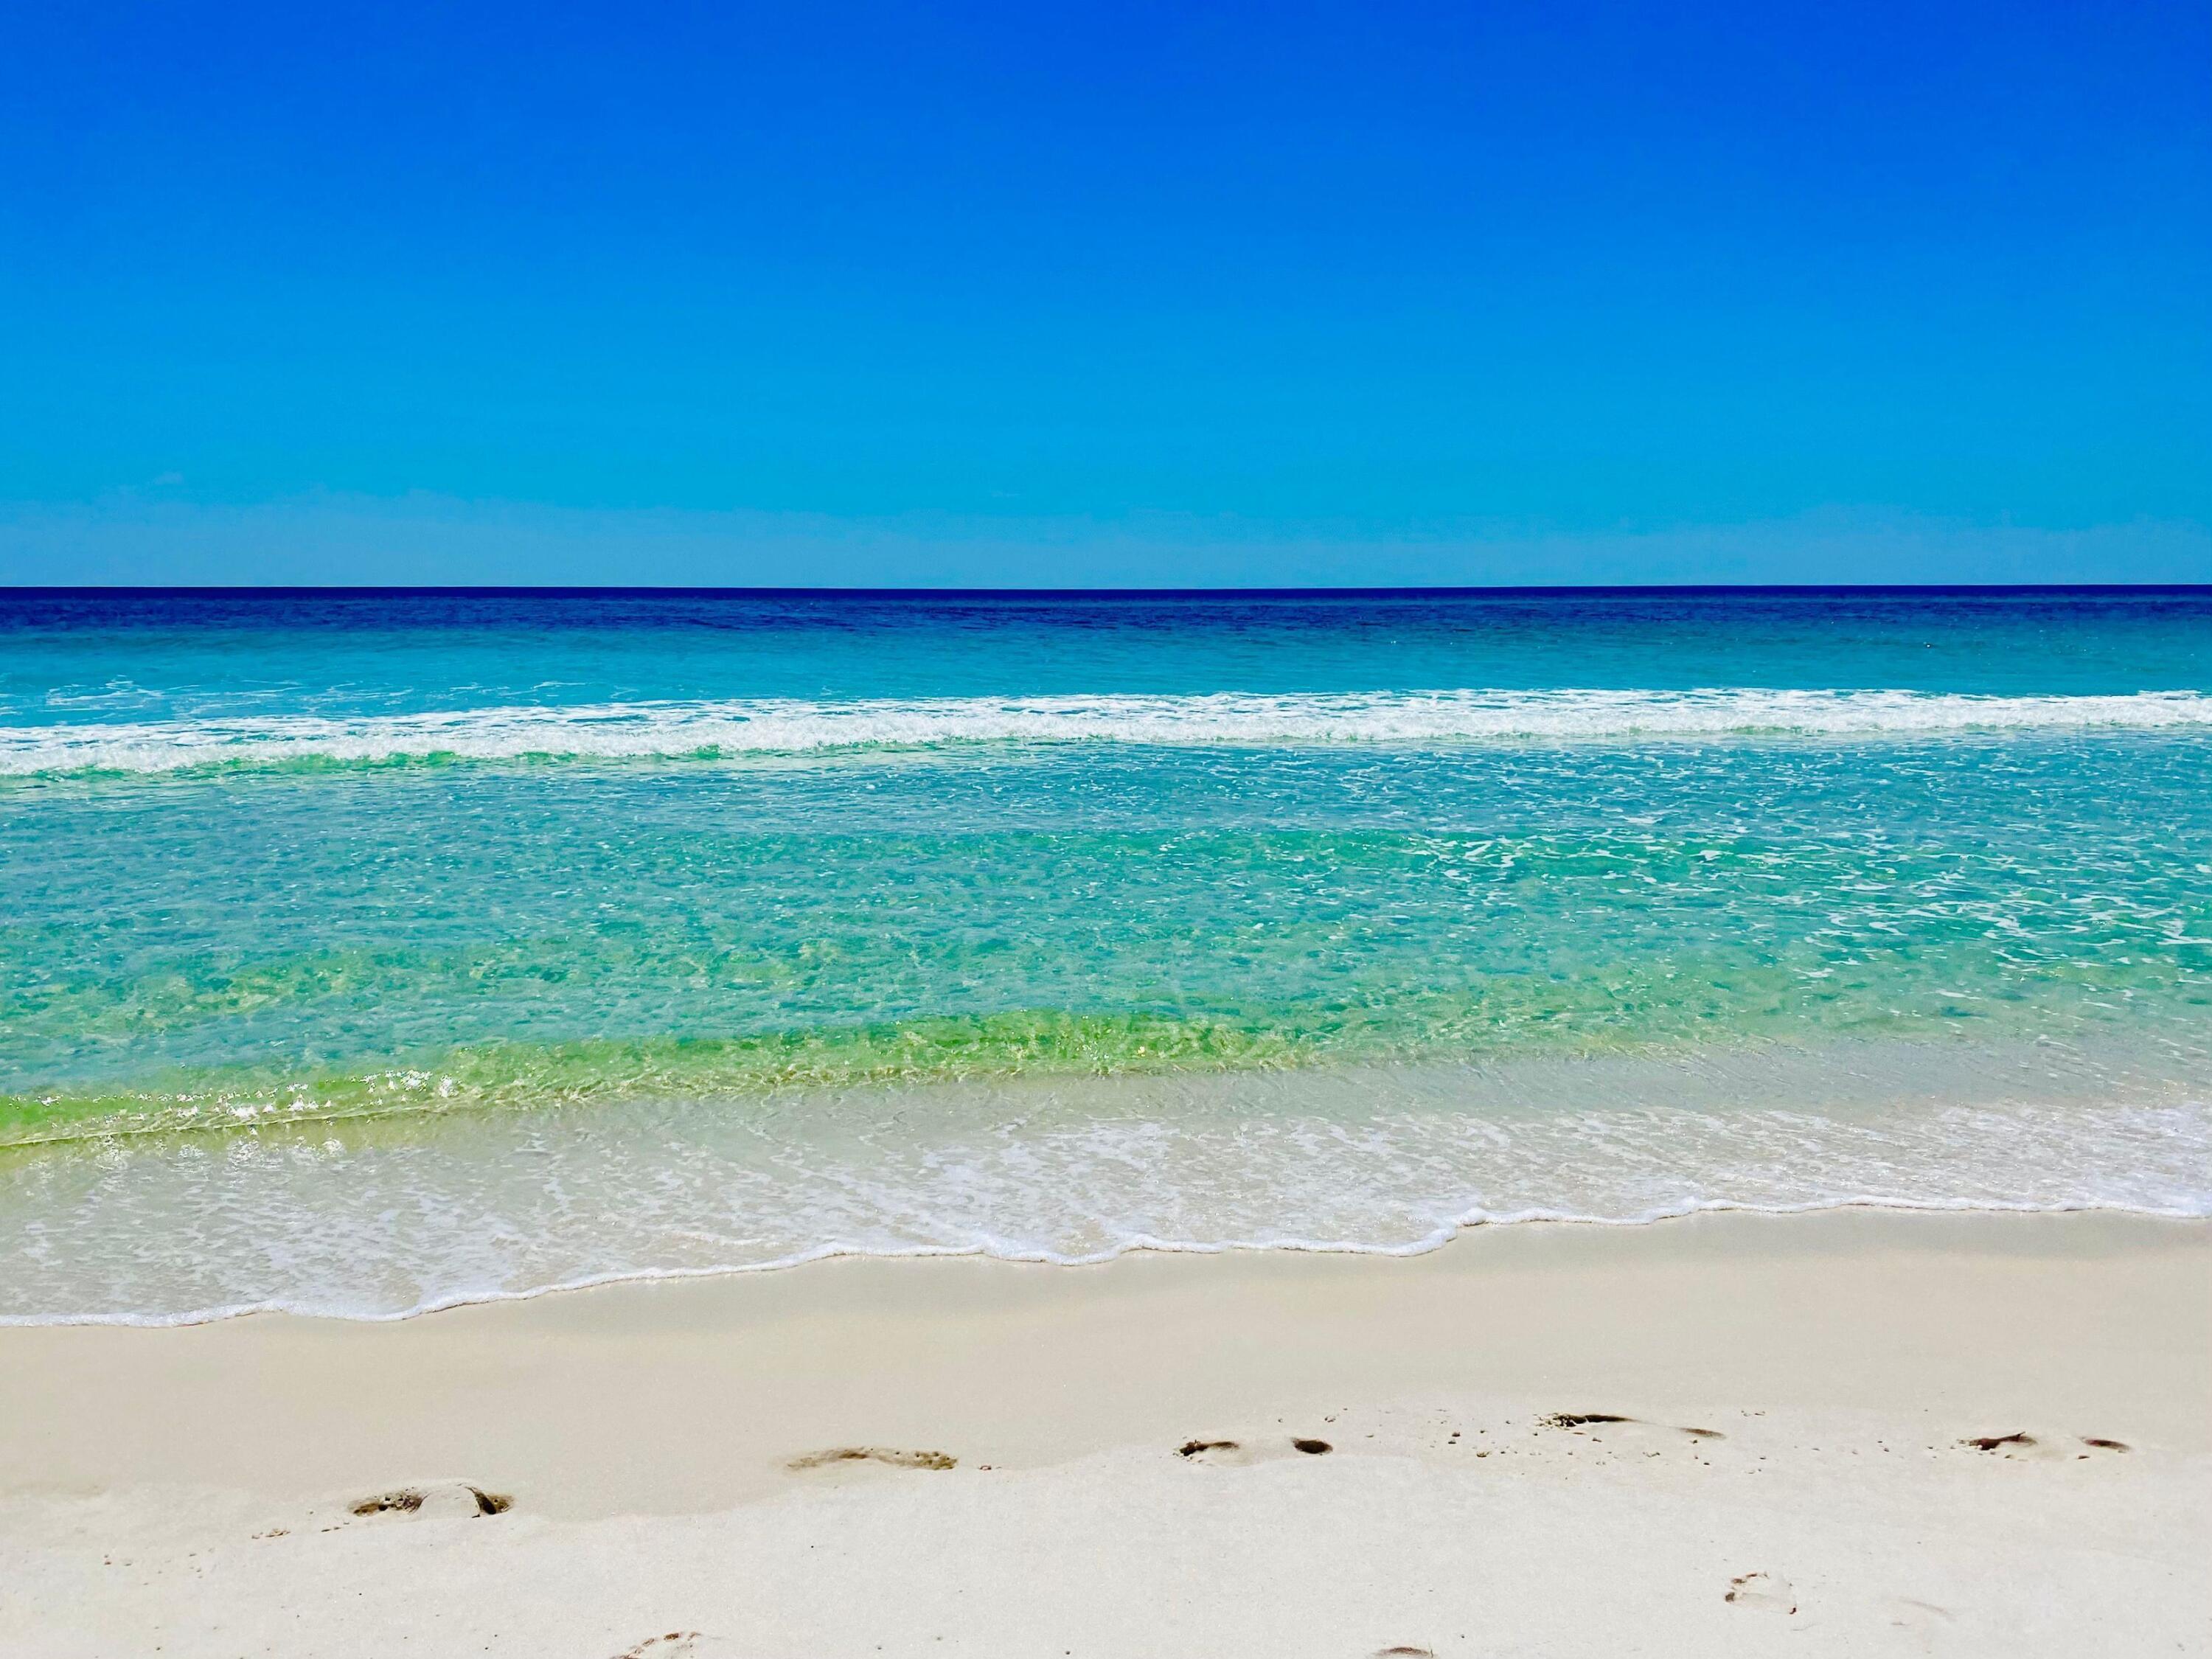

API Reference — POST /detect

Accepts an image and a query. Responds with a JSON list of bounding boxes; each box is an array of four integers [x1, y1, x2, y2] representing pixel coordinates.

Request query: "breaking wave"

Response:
[[7, 687, 2211, 775]]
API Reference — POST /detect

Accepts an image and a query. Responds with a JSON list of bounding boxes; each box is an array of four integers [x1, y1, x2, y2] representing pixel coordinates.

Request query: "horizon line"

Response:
[[4, 582, 2209, 599]]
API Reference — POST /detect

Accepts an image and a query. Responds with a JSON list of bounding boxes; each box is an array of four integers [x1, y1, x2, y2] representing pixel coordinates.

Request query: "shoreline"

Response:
[[6, 1206, 2207, 1655], [12, 1038, 2208, 1327], [5, 1192, 2209, 1330]]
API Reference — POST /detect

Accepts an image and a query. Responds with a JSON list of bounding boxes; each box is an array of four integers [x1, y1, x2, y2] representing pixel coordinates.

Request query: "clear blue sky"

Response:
[[3, 0, 2208, 584]]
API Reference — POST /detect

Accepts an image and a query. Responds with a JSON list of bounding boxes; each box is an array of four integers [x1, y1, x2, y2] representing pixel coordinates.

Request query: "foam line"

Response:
[[4, 1073, 2205, 1324], [6, 687, 2210, 773]]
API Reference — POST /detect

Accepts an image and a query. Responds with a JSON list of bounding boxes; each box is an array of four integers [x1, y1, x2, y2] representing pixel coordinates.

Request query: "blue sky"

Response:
[[3, 0, 2208, 584]]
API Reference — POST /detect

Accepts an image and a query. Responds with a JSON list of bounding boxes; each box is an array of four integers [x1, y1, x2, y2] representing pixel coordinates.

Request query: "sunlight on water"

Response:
[[3, 590, 2208, 1318]]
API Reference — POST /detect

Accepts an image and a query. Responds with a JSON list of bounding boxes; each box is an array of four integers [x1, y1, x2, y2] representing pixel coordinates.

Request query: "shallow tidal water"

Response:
[[2, 587, 2208, 1320]]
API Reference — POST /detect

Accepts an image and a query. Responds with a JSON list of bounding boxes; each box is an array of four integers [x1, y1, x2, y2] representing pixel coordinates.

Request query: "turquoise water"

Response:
[[3, 589, 2208, 1319]]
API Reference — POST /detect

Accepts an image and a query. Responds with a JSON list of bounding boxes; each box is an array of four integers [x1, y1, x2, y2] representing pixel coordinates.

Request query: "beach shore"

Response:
[[3, 1208, 2206, 1657]]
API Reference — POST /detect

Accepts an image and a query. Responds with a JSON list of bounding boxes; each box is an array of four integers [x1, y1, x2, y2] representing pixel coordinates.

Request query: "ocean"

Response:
[[3, 586, 2208, 1322]]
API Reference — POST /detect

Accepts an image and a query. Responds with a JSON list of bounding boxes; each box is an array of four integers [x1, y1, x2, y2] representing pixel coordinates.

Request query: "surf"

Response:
[[5, 686, 2211, 776]]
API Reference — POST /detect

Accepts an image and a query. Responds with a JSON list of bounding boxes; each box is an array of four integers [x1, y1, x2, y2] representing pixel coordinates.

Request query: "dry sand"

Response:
[[1, 1208, 2207, 1657]]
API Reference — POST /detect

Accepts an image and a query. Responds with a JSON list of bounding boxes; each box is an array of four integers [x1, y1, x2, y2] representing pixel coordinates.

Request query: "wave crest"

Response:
[[5, 687, 2210, 774]]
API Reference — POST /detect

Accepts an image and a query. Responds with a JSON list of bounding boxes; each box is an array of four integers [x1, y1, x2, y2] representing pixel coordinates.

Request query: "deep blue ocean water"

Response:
[[3, 588, 2208, 1320]]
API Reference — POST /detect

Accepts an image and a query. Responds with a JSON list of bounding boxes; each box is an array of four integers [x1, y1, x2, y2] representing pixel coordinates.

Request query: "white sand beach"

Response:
[[2, 1208, 2206, 1657]]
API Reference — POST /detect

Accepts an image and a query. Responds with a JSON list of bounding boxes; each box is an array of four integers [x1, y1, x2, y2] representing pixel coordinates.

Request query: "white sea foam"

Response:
[[4, 1043, 2205, 1324], [4, 687, 2210, 774]]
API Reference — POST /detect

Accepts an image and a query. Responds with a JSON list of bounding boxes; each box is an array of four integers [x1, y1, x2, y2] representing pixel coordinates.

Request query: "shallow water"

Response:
[[3, 588, 2208, 1319]]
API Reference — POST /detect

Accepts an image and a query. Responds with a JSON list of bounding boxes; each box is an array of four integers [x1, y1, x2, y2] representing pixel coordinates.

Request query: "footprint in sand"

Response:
[[611, 1634, 742, 1658], [1880, 1597, 1955, 1653], [1958, 1432, 2132, 1461], [1725, 1571, 1797, 1615], [316, 1480, 512, 1528], [787, 1446, 957, 1472], [1176, 1436, 1334, 1466], [1889, 1597, 1955, 1630], [1537, 1411, 1725, 1449]]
